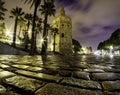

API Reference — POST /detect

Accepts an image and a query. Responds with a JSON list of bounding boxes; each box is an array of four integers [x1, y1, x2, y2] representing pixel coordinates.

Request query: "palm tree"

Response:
[[24, 13, 33, 32], [24, 13, 33, 50], [10, 7, 24, 46], [0, 0, 7, 38], [34, 17, 42, 51], [0, 22, 6, 39], [17, 17, 26, 38], [40, 0, 56, 55], [23, 0, 41, 54], [51, 27, 58, 53], [72, 39, 82, 54], [0, 0, 7, 20]]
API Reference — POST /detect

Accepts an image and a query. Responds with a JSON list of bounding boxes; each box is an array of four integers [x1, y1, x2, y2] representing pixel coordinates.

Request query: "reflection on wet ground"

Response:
[[0, 54, 120, 95]]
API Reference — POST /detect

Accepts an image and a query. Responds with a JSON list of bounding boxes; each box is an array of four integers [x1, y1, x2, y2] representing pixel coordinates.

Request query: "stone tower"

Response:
[[51, 7, 72, 55]]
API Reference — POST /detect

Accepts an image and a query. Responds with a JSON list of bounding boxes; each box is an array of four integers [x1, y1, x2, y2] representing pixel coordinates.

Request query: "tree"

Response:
[[0, 0, 7, 20], [23, 0, 42, 54], [97, 42, 103, 50], [24, 13, 33, 50], [17, 17, 26, 38], [40, 0, 56, 55], [24, 13, 33, 32], [0, 22, 6, 39], [34, 17, 42, 51], [72, 39, 81, 54], [0, 0, 7, 38], [10, 7, 24, 46], [51, 27, 58, 53], [110, 29, 120, 46], [97, 29, 120, 50]]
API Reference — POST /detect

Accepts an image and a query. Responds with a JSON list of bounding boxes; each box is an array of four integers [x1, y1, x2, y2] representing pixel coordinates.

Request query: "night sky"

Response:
[[4, 0, 120, 50]]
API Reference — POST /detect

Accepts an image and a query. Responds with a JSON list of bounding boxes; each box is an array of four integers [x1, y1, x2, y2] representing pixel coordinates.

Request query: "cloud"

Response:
[[56, 0, 93, 12], [55, 0, 120, 49]]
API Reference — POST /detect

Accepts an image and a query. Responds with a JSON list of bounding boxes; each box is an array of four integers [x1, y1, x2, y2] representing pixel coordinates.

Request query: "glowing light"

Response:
[[41, 38, 44, 43], [110, 45, 113, 50], [49, 44, 53, 51], [110, 54, 114, 59], [82, 47, 87, 54], [5, 25, 13, 40], [94, 50, 101, 55], [28, 30, 31, 34], [109, 45, 113, 58]]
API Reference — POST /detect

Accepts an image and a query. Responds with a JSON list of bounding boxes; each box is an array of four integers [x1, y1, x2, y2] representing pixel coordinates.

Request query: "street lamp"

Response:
[[41, 38, 44, 43], [110, 45, 113, 58], [110, 45, 113, 50]]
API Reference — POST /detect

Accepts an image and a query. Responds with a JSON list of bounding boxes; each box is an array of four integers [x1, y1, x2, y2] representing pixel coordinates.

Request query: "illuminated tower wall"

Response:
[[51, 7, 72, 55]]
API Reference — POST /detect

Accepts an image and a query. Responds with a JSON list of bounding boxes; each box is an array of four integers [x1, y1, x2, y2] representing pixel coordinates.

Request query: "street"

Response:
[[0, 54, 120, 95]]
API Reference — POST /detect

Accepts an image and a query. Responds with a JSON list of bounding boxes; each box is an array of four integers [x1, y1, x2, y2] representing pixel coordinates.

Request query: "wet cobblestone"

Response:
[[0, 55, 120, 95]]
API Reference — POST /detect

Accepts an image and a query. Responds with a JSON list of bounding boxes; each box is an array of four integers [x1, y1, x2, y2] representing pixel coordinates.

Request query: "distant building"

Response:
[[51, 7, 72, 55]]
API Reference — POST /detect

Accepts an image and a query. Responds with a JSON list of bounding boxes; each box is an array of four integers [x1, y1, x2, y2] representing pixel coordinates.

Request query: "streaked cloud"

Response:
[[56, 0, 120, 50]]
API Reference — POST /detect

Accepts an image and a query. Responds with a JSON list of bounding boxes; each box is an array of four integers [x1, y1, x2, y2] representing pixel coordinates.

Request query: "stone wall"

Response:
[[0, 42, 29, 55]]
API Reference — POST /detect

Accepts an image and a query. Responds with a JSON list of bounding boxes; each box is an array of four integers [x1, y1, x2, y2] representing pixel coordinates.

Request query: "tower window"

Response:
[[61, 33, 64, 37], [62, 24, 64, 27]]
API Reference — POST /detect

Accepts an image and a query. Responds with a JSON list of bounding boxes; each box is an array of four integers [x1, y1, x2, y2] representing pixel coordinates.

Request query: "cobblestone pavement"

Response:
[[0, 55, 120, 95]]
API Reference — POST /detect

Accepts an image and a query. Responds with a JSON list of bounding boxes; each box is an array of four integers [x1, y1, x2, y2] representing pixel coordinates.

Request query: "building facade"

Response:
[[51, 7, 72, 55]]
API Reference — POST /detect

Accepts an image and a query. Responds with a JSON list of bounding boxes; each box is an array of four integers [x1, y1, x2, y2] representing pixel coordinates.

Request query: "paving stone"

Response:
[[3, 91, 21, 95], [92, 73, 120, 81], [0, 71, 15, 78], [4, 76, 46, 92], [60, 67, 81, 71], [44, 65, 59, 70], [72, 71, 90, 80], [12, 65, 29, 69], [41, 68, 58, 75], [110, 65, 120, 69], [58, 70, 71, 77], [90, 65, 112, 70], [26, 66, 43, 72], [0, 64, 9, 68], [103, 91, 120, 95], [16, 70, 62, 83], [70, 64, 89, 69], [15, 70, 37, 77], [84, 69, 105, 73], [61, 77, 101, 90], [102, 81, 120, 91], [104, 68, 120, 73], [35, 83, 102, 95], [36, 73, 62, 83], [0, 85, 6, 94]]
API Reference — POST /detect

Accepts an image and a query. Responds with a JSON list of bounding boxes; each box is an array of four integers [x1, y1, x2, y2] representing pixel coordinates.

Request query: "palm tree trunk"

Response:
[[18, 26, 22, 37], [12, 16, 18, 47], [53, 33, 56, 53], [34, 31, 37, 52], [24, 31, 29, 50], [25, 21, 30, 50], [41, 12, 48, 55], [30, 5, 37, 55], [27, 21, 30, 31]]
